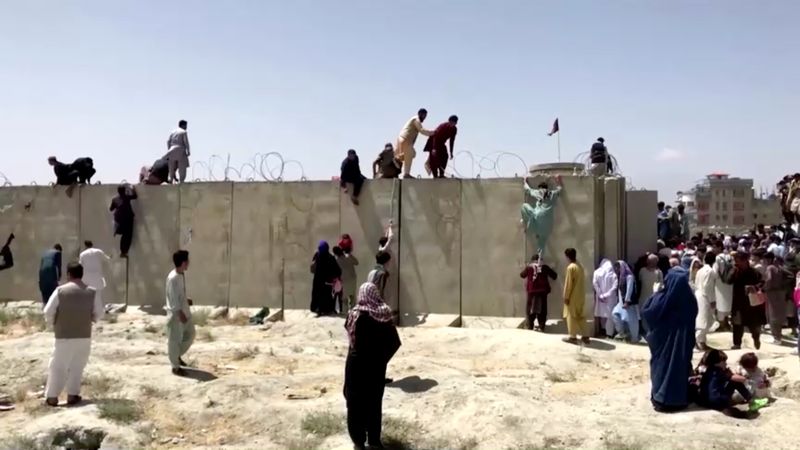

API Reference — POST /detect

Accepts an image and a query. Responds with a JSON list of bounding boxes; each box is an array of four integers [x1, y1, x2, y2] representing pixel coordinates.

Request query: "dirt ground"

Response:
[[1, 302, 800, 450]]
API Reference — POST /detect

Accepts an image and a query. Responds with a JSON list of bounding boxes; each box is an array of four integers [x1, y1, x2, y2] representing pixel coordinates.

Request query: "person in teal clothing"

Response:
[[521, 175, 562, 254]]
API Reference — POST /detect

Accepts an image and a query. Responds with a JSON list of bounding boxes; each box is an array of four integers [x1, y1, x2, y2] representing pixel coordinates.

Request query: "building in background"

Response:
[[677, 173, 782, 232]]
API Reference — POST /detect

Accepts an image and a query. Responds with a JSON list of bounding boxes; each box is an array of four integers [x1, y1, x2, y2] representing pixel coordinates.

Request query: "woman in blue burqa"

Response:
[[520, 175, 562, 255], [641, 267, 698, 412]]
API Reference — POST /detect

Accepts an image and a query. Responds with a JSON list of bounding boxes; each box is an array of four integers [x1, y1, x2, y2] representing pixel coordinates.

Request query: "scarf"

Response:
[[345, 282, 393, 345]]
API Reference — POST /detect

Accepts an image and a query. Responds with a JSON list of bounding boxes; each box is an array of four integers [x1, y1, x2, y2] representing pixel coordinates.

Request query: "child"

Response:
[[331, 246, 345, 314], [334, 245, 359, 312], [699, 349, 769, 415], [736, 352, 771, 400]]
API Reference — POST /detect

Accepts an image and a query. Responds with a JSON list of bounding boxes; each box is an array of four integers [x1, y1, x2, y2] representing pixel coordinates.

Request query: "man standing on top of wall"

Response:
[[394, 109, 433, 179], [167, 120, 191, 183], [589, 137, 609, 176], [423, 115, 458, 179]]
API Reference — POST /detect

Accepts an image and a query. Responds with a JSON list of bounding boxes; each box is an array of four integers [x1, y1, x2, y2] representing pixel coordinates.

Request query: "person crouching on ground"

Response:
[[43, 261, 104, 406], [344, 282, 401, 450], [698, 349, 768, 416], [520, 254, 557, 331], [166, 250, 195, 376]]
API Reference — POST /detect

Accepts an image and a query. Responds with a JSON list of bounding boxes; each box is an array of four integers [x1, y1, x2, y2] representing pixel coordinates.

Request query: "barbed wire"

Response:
[[190, 152, 308, 182], [447, 150, 529, 179]]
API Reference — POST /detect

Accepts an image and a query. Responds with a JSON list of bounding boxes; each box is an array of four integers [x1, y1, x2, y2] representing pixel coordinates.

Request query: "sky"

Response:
[[1, 0, 798, 200]]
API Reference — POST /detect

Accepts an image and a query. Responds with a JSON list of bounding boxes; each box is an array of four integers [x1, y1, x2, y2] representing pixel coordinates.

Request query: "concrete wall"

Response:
[[78, 185, 127, 304], [0, 177, 631, 324], [0, 186, 80, 301], [625, 190, 658, 261]]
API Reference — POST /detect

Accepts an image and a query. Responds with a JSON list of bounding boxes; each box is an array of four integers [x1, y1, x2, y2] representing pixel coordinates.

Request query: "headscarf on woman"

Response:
[[641, 267, 699, 412], [346, 282, 393, 345]]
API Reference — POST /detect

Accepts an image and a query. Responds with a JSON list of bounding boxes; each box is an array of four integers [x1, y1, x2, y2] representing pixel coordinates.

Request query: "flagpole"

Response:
[[557, 129, 561, 162]]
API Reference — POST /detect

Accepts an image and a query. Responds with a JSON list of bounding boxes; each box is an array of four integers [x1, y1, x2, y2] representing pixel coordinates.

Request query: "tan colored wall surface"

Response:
[[460, 179, 524, 317], [625, 190, 658, 261], [229, 183, 285, 309], [179, 183, 233, 307], [282, 181, 341, 310], [0, 177, 629, 324], [399, 180, 461, 321], [78, 185, 127, 304], [339, 179, 400, 311], [0, 186, 80, 301], [127, 185, 179, 307]]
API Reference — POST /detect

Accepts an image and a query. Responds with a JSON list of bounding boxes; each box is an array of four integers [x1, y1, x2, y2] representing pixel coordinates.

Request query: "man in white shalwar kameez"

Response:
[[712, 243, 734, 328], [166, 120, 191, 183], [43, 262, 104, 406], [78, 240, 110, 306], [592, 259, 618, 337], [394, 109, 432, 178], [166, 250, 195, 376], [694, 252, 717, 351]]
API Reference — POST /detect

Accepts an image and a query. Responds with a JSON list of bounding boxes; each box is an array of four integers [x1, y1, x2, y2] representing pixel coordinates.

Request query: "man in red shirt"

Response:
[[520, 254, 558, 331], [423, 115, 458, 178]]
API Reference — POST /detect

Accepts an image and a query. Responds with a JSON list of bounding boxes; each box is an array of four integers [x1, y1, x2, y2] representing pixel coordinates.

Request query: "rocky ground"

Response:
[[1, 302, 800, 450]]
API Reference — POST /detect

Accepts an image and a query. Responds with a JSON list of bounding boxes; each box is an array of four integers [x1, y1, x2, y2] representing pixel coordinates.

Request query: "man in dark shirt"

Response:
[[372, 144, 400, 179], [71, 157, 96, 184], [341, 149, 366, 205], [730, 252, 765, 350], [141, 157, 170, 185], [110, 184, 137, 257], [48, 157, 79, 185], [39, 244, 62, 305], [589, 137, 609, 176], [423, 115, 458, 179]]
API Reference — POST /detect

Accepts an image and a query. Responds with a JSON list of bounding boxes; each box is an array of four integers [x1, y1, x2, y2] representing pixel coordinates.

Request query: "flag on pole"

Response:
[[547, 118, 559, 136]]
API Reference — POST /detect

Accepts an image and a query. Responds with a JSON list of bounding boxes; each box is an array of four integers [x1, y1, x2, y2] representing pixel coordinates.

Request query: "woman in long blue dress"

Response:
[[641, 267, 698, 412]]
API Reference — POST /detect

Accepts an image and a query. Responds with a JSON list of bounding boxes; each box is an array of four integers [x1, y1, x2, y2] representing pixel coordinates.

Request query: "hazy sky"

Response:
[[1, 1, 797, 199]]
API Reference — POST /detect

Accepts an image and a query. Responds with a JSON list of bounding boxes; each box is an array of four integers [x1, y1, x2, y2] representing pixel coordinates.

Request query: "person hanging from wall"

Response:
[[0, 233, 14, 271], [343, 282, 401, 450], [140, 155, 170, 185], [520, 175, 562, 256], [520, 254, 557, 332], [39, 243, 63, 306], [110, 183, 137, 258], [78, 240, 111, 307], [372, 143, 401, 179], [310, 241, 342, 316], [340, 149, 367, 205], [394, 108, 433, 179], [166, 120, 191, 183], [423, 115, 458, 179]]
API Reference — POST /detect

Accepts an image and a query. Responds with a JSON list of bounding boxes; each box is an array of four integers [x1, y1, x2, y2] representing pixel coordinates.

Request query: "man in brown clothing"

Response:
[[43, 261, 104, 406]]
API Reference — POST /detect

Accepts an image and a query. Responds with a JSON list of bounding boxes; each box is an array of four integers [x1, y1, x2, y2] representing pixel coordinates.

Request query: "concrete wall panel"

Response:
[[229, 182, 285, 309], [626, 190, 658, 261], [603, 178, 626, 262], [339, 179, 400, 311], [0, 186, 80, 301], [523, 175, 597, 318], [127, 185, 179, 307], [461, 179, 525, 317], [179, 182, 233, 307], [399, 180, 461, 319], [78, 185, 127, 304], [282, 181, 341, 310]]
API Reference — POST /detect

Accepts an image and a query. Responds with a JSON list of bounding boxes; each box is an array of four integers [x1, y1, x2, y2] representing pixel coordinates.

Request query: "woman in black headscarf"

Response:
[[310, 240, 341, 316]]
